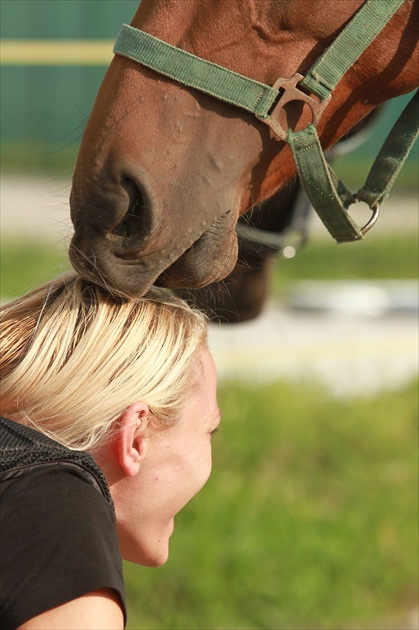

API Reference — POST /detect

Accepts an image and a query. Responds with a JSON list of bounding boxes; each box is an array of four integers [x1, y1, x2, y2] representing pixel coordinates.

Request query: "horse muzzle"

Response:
[[69, 202, 238, 298]]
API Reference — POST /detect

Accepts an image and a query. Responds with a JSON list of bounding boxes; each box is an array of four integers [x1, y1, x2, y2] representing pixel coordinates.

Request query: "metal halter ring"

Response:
[[355, 197, 380, 236]]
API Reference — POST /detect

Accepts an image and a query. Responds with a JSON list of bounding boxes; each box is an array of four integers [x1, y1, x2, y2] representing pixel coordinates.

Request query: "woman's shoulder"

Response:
[[0, 416, 113, 508], [0, 417, 127, 630]]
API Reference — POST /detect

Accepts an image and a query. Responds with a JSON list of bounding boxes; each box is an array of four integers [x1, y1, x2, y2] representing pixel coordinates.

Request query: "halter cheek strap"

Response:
[[113, 0, 418, 243]]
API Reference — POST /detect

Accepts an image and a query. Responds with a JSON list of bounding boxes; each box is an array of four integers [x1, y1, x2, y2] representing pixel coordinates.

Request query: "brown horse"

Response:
[[70, 0, 418, 312]]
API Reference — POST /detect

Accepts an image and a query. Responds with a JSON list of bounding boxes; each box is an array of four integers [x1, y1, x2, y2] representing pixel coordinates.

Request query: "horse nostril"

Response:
[[112, 196, 143, 239], [112, 179, 150, 241]]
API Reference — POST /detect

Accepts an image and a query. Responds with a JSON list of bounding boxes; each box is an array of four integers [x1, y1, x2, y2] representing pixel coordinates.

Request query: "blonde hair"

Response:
[[0, 272, 207, 451]]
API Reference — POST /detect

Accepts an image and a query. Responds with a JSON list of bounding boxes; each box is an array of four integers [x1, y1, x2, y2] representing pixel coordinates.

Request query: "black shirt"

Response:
[[0, 417, 126, 629]]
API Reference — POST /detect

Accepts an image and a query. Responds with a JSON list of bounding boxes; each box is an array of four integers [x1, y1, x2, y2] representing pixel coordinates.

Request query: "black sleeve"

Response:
[[0, 463, 127, 630]]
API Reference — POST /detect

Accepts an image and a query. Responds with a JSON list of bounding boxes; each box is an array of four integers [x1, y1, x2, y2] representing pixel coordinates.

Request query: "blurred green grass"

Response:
[[123, 379, 418, 629], [0, 238, 71, 299], [272, 230, 418, 296]]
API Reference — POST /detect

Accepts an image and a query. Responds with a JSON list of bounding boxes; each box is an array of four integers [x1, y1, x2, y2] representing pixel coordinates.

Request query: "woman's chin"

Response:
[[121, 522, 174, 566], [121, 542, 169, 566]]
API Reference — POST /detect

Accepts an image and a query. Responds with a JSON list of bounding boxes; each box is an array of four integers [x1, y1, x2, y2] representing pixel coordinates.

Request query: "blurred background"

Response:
[[1, 1, 418, 628]]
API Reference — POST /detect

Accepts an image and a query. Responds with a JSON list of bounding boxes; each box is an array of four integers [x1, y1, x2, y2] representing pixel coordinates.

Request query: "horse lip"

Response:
[[69, 232, 157, 298]]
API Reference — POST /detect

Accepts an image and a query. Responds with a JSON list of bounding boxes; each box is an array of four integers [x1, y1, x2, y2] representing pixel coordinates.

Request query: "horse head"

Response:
[[70, 0, 418, 298]]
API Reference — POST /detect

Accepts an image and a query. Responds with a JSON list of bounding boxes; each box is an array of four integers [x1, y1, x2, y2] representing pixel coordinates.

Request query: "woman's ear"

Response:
[[115, 402, 150, 477]]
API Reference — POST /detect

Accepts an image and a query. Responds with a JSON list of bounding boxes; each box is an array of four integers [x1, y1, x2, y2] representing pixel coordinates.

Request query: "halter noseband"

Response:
[[113, 0, 418, 244]]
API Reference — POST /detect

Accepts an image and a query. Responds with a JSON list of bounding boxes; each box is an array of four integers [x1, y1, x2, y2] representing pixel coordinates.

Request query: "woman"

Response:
[[0, 272, 220, 629]]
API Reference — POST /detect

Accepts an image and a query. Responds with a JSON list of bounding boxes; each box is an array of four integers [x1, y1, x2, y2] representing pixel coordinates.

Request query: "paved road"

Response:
[[209, 302, 418, 397], [1, 174, 74, 243], [2, 174, 418, 397]]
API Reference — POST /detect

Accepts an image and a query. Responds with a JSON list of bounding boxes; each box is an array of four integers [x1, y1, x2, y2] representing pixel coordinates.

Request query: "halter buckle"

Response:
[[259, 73, 331, 141]]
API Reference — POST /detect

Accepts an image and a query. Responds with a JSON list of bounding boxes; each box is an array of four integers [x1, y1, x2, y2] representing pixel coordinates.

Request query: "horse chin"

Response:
[[155, 217, 238, 290], [69, 208, 238, 298]]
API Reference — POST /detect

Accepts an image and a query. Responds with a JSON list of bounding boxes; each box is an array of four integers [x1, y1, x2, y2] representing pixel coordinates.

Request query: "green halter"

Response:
[[114, 0, 418, 243]]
